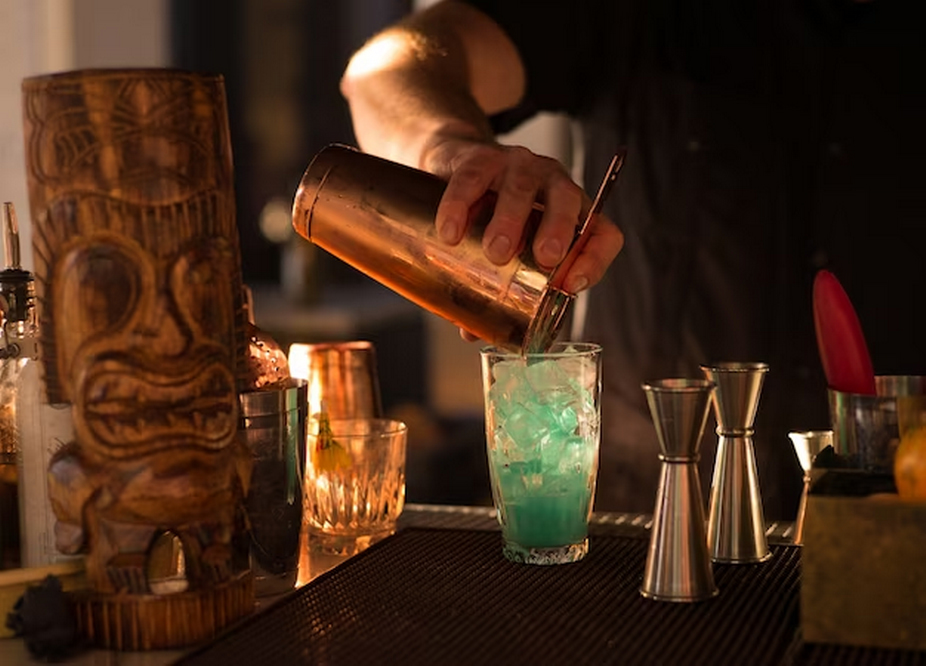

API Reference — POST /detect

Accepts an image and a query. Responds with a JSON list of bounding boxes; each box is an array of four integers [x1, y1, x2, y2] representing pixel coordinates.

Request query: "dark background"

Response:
[[170, 0, 412, 285], [169, 0, 493, 508]]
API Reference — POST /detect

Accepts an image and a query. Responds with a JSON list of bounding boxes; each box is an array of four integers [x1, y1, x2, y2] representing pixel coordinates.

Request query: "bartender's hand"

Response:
[[422, 137, 624, 296]]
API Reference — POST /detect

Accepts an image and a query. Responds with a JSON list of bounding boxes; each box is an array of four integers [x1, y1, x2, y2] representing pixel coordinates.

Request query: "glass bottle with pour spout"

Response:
[[0, 202, 32, 569], [0, 202, 76, 568], [291, 145, 623, 354]]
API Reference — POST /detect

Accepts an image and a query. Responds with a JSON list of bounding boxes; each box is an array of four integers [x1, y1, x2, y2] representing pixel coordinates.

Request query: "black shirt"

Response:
[[464, 0, 926, 518]]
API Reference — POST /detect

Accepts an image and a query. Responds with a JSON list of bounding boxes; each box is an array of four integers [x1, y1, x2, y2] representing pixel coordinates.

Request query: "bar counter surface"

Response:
[[1, 504, 923, 665]]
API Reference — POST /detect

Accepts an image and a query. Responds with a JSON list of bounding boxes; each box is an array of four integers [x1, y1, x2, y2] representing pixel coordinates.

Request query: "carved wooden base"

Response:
[[70, 572, 254, 651]]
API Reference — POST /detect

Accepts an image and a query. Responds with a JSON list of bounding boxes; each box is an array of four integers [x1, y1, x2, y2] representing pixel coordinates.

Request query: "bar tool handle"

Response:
[[549, 150, 625, 291]]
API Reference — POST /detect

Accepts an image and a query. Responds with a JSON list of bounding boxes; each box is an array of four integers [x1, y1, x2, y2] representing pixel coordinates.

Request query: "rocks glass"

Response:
[[304, 418, 407, 557]]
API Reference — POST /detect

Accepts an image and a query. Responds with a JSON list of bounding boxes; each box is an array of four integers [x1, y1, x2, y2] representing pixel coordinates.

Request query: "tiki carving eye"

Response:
[[57, 241, 142, 341], [172, 240, 236, 349]]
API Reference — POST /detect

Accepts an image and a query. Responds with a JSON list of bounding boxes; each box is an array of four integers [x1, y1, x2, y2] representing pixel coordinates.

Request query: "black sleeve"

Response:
[[459, 0, 610, 130]]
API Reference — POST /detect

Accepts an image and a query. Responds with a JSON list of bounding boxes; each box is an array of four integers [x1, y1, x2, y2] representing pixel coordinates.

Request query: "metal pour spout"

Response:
[[0, 203, 34, 328], [3, 202, 21, 270]]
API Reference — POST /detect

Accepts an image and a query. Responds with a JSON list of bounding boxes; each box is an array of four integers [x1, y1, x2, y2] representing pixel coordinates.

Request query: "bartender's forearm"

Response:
[[340, 0, 525, 173]]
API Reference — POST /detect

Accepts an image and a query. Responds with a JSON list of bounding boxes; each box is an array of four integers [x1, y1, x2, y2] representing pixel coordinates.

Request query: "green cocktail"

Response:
[[481, 343, 601, 564]]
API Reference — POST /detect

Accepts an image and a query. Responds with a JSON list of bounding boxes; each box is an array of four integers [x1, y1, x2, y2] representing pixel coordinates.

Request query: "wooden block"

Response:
[[802, 492, 926, 650]]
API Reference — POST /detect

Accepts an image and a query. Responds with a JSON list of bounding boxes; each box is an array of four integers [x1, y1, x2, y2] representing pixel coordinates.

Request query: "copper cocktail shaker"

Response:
[[292, 144, 620, 354], [287, 340, 383, 423]]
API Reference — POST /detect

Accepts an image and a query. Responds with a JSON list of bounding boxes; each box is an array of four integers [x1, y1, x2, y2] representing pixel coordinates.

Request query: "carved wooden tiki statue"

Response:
[[21, 69, 253, 649]]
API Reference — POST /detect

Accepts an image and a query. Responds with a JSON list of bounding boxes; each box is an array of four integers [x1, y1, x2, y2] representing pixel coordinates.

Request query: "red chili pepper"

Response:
[[812, 269, 877, 395]]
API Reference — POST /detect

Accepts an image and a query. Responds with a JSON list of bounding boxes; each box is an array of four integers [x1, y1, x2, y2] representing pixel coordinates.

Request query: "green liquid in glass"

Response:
[[492, 460, 593, 549], [483, 345, 600, 562], [503, 490, 591, 548]]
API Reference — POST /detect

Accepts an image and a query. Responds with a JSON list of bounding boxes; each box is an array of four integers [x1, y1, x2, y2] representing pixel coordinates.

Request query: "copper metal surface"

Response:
[[291, 145, 573, 354], [287, 340, 383, 423]]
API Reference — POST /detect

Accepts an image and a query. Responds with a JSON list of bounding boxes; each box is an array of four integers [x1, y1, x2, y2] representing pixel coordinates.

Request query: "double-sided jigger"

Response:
[[788, 430, 833, 545], [640, 379, 718, 602], [701, 362, 771, 563]]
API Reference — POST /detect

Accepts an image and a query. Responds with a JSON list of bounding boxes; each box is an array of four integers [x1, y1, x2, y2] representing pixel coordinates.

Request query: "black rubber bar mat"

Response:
[[177, 527, 926, 666]]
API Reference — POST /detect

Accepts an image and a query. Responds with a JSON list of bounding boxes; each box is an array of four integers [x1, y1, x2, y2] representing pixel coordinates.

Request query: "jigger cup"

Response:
[[640, 378, 718, 602], [788, 430, 833, 545], [291, 144, 574, 354], [701, 362, 771, 564]]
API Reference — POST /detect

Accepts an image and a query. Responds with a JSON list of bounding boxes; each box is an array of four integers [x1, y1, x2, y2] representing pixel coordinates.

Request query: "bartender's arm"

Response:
[[340, 0, 622, 295]]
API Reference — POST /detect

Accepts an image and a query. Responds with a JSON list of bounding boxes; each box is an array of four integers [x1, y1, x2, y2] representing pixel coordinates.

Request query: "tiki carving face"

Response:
[[25, 71, 249, 405], [56, 229, 239, 461], [26, 70, 247, 461], [21, 69, 254, 645]]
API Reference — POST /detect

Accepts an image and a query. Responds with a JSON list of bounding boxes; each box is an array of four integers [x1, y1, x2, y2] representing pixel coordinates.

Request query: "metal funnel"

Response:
[[640, 379, 718, 602], [788, 430, 833, 545], [701, 362, 771, 563]]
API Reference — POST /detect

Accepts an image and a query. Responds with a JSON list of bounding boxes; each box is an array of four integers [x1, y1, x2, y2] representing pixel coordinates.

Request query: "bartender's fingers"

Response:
[[459, 329, 481, 343], [531, 177, 586, 270], [434, 143, 506, 245], [560, 215, 624, 294], [480, 147, 554, 265]]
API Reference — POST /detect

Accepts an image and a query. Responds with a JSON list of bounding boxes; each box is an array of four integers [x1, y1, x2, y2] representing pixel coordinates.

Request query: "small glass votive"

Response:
[[304, 418, 407, 557], [828, 376, 926, 474], [480, 342, 602, 565]]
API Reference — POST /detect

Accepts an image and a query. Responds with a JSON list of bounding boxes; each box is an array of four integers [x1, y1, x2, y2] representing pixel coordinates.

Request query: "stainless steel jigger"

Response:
[[788, 430, 833, 545], [701, 362, 771, 563], [640, 379, 718, 602]]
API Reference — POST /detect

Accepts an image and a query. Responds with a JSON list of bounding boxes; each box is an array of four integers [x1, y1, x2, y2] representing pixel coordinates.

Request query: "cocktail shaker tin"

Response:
[[291, 144, 573, 354], [238, 380, 307, 596]]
